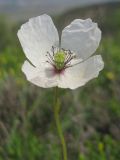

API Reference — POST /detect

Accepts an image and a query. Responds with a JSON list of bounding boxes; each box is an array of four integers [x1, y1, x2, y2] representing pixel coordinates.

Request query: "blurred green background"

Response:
[[0, 1, 120, 160]]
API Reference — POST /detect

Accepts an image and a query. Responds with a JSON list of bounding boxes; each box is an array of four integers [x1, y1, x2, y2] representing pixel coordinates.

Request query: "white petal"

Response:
[[58, 55, 104, 89], [61, 18, 101, 60], [22, 61, 58, 88], [18, 14, 59, 66]]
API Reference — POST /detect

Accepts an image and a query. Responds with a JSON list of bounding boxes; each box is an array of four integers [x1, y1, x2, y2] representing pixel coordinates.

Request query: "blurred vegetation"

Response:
[[0, 2, 120, 160]]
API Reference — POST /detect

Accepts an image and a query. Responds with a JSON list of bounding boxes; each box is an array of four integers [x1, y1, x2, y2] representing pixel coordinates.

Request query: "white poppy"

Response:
[[17, 14, 104, 89]]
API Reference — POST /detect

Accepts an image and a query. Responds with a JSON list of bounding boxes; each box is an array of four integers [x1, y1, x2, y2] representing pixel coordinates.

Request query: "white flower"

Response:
[[17, 14, 104, 89]]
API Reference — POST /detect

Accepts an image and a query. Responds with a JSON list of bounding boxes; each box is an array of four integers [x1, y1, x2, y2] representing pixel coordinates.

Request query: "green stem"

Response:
[[54, 87, 68, 160]]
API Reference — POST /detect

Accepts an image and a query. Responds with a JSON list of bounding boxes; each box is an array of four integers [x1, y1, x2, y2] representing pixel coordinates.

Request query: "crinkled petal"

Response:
[[18, 14, 59, 66], [22, 61, 58, 88], [58, 55, 104, 89], [61, 18, 101, 60]]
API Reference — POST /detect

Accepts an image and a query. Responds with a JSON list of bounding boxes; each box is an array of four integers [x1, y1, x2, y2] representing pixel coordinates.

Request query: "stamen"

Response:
[[46, 53, 55, 67], [46, 46, 78, 73], [52, 46, 55, 56], [64, 52, 74, 65], [46, 60, 54, 66]]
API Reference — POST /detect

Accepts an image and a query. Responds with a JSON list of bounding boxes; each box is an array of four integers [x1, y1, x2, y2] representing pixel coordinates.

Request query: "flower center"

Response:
[[54, 51, 66, 70], [46, 46, 76, 72]]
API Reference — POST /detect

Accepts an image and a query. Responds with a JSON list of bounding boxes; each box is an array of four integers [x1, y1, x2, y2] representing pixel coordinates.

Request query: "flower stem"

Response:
[[54, 87, 68, 160]]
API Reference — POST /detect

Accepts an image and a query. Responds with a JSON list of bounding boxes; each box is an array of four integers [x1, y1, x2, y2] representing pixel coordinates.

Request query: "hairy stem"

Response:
[[54, 87, 68, 160]]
